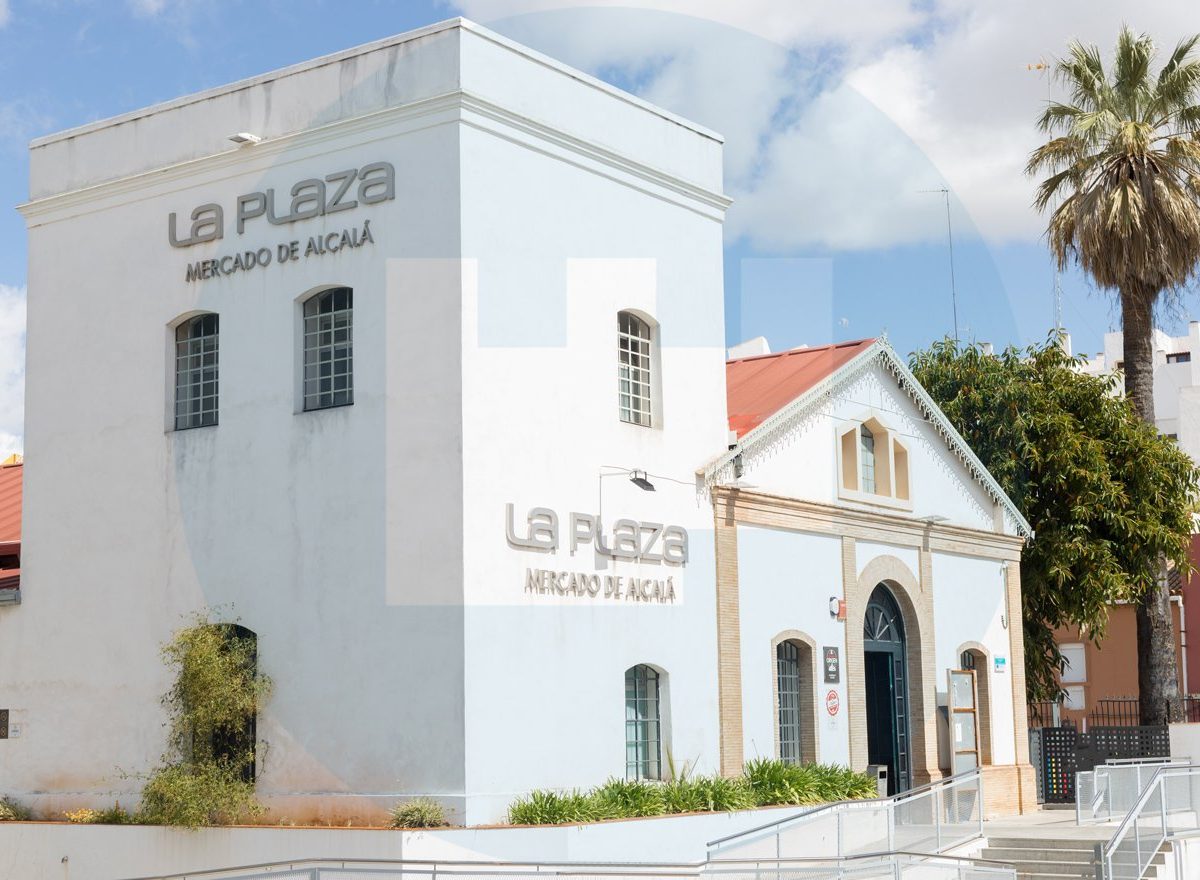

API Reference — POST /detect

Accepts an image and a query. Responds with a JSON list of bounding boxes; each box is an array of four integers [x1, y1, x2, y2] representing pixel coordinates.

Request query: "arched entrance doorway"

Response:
[[863, 584, 911, 794]]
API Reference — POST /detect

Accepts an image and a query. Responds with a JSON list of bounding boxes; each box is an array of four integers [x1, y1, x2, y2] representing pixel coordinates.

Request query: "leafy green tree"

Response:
[[1027, 27, 1200, 723], [910, 337, 1198, 702]]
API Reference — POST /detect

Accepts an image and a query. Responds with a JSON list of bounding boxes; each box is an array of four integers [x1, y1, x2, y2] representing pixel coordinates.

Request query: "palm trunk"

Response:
[[1122, 285, 1181, 725]]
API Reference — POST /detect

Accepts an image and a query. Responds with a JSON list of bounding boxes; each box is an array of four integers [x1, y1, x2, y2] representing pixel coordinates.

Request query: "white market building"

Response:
[[0, 18, 1036, 825]]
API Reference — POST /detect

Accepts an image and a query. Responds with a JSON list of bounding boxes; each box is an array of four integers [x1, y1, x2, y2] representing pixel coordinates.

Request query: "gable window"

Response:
[[174, 313, 219, 430], [838, 416, 911, 509], [618, 311, 653, 426], [860, 425, 876, 494], [302, 287, 353, 411], [625, 664, 663, 779]]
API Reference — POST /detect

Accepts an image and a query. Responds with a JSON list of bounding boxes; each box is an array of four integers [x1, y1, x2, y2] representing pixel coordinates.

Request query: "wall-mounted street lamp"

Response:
[[628, 470, 656, 492], [228, 132, 262, 146], [598, 466, 694, 521]]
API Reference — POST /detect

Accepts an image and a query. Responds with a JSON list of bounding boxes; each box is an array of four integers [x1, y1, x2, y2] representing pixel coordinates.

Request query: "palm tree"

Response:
[[1028, 27, 1200, 725]]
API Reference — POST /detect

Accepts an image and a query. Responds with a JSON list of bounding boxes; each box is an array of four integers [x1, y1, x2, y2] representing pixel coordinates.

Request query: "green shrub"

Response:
[[505, 760, 876, 825], [744, 759, 877, 806], [63, 803, 137, 824], [389, 798, 449, 828], [0, 796, 30, 821], [664, 776, 754, 813], [507, 789, 599, 825], [138, 762, 263, 828], [589, 777, 666, 818]]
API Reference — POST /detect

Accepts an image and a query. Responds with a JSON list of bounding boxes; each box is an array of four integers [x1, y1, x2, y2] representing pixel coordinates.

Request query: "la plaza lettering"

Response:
[[505, 503, 688, 565]]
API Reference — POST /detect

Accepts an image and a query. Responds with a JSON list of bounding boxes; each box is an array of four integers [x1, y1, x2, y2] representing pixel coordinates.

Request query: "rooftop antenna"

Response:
[[920, 187, 959, 345], [1028, 59, 1062, 332]]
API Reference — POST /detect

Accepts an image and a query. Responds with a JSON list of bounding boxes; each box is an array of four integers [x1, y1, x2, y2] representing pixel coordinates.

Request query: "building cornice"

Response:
[[28, 18, 723, 151], [702, 338, 1033, 540], [712, 487, 1025, 561], [19, 90, 730, 224]]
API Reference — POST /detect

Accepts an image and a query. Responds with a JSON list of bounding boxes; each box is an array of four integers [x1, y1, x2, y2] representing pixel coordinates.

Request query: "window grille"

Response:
[[777, 641, 802, 763], [303, 287, 353, 411], [174, 313, 219, 430], [860, 424, 876, 493], [618, 312, 652, 426], [625, 664, 662, 779]]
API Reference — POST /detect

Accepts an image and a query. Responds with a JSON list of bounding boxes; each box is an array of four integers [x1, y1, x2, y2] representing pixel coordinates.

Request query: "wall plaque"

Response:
[[823, 646, 840, 683]]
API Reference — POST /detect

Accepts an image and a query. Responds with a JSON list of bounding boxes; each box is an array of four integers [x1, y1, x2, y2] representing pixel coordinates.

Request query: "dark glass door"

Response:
[[863, 585, 911, 793]]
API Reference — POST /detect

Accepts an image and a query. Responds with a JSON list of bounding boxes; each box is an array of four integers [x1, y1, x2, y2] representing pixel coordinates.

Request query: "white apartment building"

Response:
[[1076, 324, 1200, 463], [0, 18, 1036, 825]]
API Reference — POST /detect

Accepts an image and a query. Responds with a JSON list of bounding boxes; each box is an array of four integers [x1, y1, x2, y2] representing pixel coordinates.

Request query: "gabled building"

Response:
[[703, 338, 1035, 815], [1, 18, 1034, 824]]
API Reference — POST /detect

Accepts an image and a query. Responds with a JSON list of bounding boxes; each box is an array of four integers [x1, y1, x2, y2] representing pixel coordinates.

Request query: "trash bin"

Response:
[[866, 764, 889, 798]]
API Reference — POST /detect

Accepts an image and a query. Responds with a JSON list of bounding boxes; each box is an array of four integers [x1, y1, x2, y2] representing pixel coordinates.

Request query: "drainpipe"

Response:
[[1173, 594, 1188, 697]]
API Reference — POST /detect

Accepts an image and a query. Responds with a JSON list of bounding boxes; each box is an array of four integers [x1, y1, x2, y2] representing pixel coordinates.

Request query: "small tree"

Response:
[[910, 337, 1199, 699], [140, 614, 272, 827]]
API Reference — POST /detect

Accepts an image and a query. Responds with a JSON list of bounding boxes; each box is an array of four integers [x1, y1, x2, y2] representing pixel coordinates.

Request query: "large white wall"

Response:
[[930, 553, 1015, 766], [2, 18, 730, 826], [735, 526, 849, 766], [455, 70, 729, 820]]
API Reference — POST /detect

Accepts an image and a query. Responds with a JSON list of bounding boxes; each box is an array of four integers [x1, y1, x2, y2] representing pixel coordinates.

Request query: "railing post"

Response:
[[1160, 779, 1168, 841], [935, 784, 943, 851], [887, 801, 895, 853], [977, 770, 984, 839], [836, 808, 844, 859]]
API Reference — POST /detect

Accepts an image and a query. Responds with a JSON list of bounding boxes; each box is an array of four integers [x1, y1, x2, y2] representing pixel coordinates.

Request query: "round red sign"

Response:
[[825, 689, 840, 716]]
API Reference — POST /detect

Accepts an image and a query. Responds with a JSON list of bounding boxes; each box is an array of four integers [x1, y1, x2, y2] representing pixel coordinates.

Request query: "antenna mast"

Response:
[[920, 187, 959, 344]]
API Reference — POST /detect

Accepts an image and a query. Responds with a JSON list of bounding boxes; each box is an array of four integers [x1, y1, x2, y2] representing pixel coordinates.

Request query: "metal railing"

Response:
[[1075, 758, 1191, 824], [706, 768, 984, 860], [120, 853, 1016, 880], [1097, 763, 1200, 879]]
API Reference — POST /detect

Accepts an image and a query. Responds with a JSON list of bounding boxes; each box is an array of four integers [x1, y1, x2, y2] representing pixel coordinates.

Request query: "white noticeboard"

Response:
[[948, 668, 980, 774]]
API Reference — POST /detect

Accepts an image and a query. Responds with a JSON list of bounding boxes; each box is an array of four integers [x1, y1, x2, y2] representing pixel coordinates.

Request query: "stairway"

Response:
[[982, 836, 1172, 880]]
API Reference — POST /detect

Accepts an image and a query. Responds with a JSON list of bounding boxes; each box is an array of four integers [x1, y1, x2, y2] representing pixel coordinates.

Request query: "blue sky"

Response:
[[0, 0, 1196, 451]]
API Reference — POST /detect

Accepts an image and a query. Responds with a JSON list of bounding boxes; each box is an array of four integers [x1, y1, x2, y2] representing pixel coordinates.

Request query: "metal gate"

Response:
[[1031, 725, 1170, 803]]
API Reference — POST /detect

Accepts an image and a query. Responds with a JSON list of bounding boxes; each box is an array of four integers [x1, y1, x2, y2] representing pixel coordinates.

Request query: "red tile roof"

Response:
[[726, 339, 876, 438], [0, 462, 20, 544], [0, 462, 20, 595]]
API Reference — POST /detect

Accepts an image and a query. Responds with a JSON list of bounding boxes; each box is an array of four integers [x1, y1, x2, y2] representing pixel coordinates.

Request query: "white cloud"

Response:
[[451, 1, 1200, 249], [0, 1, 10, 28], [0, 285, 26, 457], [129, 0, 168, 15]]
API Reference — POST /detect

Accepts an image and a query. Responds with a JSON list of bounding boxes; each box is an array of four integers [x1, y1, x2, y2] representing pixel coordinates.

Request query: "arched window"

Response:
[[617, 311, 653, 426], [625, 664, 662, 779], [860, 425, 876, 494], [174, 313, 219, 430], [302, 287, 353, 411], [775, 639, 815, 763], [190, 624, 260, 783]]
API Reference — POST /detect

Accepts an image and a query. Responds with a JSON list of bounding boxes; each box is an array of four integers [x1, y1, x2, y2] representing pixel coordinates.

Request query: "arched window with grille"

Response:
[[174, 313, 219, 430], [302, 287, 353, 411], [617, 311, 653, 426], [774, 635, 817, 764], [625, 664, 663, 779]]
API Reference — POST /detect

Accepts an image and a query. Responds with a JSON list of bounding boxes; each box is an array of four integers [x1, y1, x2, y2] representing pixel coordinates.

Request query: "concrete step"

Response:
[[984, 846, 1096, 862], [988, 837, 1107, 850]]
